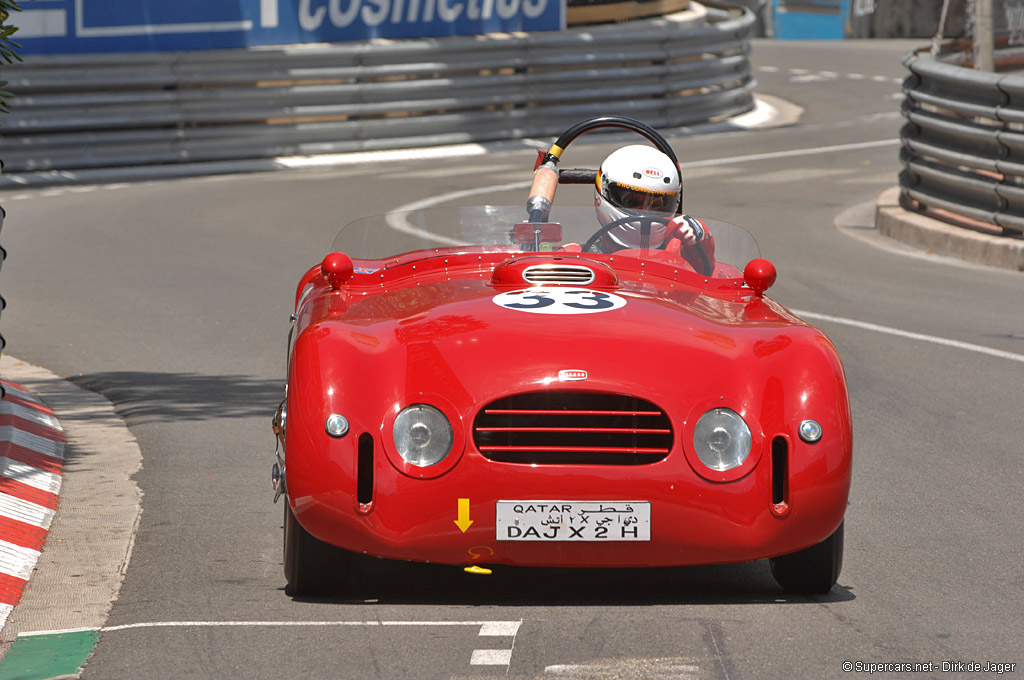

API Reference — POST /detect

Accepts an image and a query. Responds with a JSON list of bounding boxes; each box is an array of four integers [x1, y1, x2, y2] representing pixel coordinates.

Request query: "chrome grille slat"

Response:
[[522, 264, 595, 285], [473, 392, 673, 465]]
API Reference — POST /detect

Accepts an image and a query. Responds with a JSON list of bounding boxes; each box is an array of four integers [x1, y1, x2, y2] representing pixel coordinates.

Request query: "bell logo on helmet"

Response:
[[643, 167, 663, 178], [558, 370, 588, 381]]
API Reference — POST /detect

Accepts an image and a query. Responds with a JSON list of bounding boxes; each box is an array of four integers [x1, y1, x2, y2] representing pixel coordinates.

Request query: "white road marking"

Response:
[[727, 167, 853, 184], [792, 310, 1024, 364], [678, 139, 900, 169], [44, 619, 524, 633], [480, 621, 522, 636], [471, 649, 514, 665], [792, 73, 837, 83], [545, 659, 701, 678]]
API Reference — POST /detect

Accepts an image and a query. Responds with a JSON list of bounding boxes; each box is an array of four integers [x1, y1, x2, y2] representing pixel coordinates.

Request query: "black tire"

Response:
[[769, 521, 844, 595], [283, 502, 351, 597]]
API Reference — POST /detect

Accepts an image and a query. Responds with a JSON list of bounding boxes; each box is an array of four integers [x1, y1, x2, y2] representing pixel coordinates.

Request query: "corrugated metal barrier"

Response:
[[0, 2, 755, 177], [901, 41, 1024, 236]]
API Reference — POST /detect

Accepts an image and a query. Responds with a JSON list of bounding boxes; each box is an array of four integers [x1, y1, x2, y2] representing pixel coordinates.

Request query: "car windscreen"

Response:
[[330, 205, 760, 277]]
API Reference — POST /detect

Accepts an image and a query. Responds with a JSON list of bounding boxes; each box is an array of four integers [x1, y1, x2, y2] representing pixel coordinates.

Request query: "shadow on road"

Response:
[[71, 370, 283, 424], [289, 553, 856, 607]]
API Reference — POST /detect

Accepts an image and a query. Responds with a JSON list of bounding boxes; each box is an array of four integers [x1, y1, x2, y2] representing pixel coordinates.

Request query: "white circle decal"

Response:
[[492, 288, 627, 315]]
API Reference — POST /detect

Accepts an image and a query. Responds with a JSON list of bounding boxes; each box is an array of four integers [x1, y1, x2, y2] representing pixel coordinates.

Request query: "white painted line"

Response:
[[471, 649, 514, 665], [13, 626, 99, 637], [0, 458, 62, 494], [678, 139, 900, 170], [276, 144, 490, 169], [0, 539, 42, 580], [0, 494, 56, 529], [545, 662, 701, 677], [792, 309, 1024, 365], [0, 427, 64, 460], [479, 621, 522, 636], [792, 74, 835, 83], [27, 619, 526, 634]]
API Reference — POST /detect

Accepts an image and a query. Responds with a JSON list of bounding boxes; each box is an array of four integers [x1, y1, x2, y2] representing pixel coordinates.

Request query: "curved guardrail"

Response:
[[0, 2, 754, 177], [901, 42, 1024, 236]]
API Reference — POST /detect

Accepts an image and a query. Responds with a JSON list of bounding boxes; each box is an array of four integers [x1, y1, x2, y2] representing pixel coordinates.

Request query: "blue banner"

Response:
[[15, 0, 565, 54]]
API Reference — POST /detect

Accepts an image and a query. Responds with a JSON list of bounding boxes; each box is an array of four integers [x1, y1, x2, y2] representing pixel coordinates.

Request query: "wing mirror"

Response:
[[743, 258, 777, 297]]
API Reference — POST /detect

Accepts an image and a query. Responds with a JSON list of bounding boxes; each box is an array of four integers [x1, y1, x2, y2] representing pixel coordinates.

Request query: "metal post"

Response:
[[932, 0, 953, 55], [974, 0, 995, 71]]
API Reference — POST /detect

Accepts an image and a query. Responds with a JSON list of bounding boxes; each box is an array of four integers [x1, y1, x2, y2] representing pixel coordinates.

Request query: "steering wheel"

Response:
[[583, 214, 712, 276]]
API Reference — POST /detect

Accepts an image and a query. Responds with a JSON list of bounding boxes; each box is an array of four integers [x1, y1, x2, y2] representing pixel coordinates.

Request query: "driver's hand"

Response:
[[669, 215, 707, 246]]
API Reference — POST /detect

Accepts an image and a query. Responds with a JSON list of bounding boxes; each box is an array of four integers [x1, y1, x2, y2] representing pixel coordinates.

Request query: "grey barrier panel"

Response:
[[0, 200, 5, 361], [900, 44, 1024, 235], [0, 3, 756, 176]]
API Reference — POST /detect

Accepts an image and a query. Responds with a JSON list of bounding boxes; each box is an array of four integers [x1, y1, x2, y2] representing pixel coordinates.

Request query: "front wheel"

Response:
[[283, 502, 351, 596], [769, 522, 844, 594]]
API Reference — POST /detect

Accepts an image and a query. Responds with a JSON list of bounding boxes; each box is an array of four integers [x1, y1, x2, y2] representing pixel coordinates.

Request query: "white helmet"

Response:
[[594, 145, 682, 249]]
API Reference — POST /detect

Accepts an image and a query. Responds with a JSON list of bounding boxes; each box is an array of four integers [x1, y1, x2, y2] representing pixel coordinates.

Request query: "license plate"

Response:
[[496, 501, 650, 541]]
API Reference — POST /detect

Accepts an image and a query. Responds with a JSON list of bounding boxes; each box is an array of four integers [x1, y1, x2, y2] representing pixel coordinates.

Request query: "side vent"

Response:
[[771, 436, 789, 516], [523, 264, 595, 285], [357, 433, 374, 506]]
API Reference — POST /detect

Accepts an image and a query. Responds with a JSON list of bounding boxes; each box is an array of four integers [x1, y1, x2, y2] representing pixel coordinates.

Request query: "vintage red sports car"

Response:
[[272, 117, 852, 596]]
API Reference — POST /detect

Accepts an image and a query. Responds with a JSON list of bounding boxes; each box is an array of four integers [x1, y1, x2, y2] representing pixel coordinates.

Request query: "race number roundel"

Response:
[[492, 287, 627, 315]]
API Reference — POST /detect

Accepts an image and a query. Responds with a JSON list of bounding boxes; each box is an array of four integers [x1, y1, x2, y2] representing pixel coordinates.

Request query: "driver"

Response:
[[591, 145, 712, 265]]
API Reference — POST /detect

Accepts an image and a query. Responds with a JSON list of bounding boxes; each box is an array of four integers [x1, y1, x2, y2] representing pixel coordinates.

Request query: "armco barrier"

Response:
[[900, 41, 1024, 236], [0, 3, 755, 175]]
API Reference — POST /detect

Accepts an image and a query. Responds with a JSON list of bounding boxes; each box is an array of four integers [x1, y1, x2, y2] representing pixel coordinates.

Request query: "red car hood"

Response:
[[306, 277, 825, 413]]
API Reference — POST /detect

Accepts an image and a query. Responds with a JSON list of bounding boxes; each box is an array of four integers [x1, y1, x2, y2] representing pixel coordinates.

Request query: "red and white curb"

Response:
[[0, 378, 64, 630]]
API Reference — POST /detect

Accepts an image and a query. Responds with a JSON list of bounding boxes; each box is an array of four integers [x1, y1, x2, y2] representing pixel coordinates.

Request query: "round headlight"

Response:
[[693, 408, 752, 472], [393, 404, 453, 467]]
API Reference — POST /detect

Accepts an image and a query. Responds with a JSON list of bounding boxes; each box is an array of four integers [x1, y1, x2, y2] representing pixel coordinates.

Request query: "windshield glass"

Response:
[[330, 206, 760, 278]]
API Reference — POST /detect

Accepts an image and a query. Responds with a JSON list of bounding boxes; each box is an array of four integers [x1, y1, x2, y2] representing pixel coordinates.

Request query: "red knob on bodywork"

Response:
[[321, 252, 354, 289], [744, 258, 777, 297]]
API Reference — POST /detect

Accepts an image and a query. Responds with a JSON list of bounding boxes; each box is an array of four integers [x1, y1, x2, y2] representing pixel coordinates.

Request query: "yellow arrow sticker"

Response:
[[454, 498, 474, 533]]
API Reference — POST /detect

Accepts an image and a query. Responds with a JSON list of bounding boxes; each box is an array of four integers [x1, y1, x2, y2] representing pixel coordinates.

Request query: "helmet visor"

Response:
[[606, 181, 677, 213]]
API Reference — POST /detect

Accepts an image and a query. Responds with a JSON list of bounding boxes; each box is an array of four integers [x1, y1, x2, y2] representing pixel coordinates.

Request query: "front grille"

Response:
[[522, 264, 595, 285], [473, 392, 672, 465]]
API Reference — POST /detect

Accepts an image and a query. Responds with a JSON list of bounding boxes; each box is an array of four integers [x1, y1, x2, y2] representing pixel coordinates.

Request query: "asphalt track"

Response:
[[0, 38, 1022, 679]]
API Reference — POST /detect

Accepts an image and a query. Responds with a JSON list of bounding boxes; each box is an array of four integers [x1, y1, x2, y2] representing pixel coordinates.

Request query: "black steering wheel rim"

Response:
[[583, 214, 712, 276]]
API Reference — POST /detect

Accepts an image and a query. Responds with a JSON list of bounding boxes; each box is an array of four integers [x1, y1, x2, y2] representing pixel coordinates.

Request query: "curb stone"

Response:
[[876, 186, 1024, 273], [0, 379, 65, 632]]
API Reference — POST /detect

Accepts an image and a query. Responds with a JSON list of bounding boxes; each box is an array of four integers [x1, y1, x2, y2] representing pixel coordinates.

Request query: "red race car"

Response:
[[272, 116, 852, 596]]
